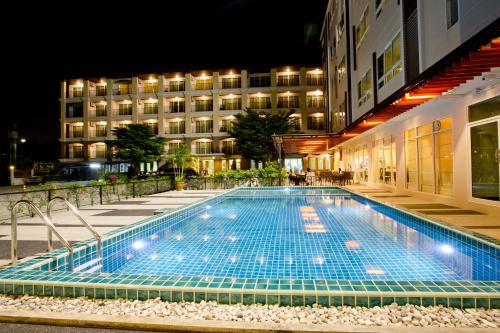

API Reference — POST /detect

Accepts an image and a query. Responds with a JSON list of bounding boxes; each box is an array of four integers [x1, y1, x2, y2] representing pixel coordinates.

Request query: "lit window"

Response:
[[357, 69, 372, 106], [377, 33, 402, 89], [356, 6, 370, 48]]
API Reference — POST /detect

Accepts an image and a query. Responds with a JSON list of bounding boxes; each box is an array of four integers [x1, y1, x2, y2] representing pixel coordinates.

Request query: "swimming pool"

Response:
[[1, 187, 499, 308]]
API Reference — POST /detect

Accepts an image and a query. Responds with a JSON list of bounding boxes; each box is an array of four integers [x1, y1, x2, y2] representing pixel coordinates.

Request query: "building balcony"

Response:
[[112, 108, 133, 116], [222, 147, 239, 155]]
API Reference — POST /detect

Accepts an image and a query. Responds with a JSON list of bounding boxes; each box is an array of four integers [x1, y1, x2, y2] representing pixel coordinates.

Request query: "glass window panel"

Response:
[[470, 122, 499, 201]]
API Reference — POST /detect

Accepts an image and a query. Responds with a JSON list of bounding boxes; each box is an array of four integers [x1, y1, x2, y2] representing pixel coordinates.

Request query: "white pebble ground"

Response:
[[0, 295, 498, 328]]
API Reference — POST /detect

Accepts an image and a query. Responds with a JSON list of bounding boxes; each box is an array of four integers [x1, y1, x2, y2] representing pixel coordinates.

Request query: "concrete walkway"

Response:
[[345, 184, 500, 241], [0, 190, 225, 266]]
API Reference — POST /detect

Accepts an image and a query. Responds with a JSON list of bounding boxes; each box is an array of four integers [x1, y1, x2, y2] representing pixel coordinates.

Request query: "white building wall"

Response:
[[419, 0, 500, 71], [337, 81, 500, 216]]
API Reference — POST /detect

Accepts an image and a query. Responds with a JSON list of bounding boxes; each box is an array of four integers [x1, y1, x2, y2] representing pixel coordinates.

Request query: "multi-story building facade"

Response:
[[60, 67, 325, 174], [277, 1, 500, 215]]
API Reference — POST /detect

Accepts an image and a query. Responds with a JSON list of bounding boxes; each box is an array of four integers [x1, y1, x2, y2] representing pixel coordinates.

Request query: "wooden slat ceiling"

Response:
[[280, 37, 500, 155]]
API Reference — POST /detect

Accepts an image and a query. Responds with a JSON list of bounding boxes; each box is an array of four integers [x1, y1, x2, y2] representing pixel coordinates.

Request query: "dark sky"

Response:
[[2, 0, 327, 160]]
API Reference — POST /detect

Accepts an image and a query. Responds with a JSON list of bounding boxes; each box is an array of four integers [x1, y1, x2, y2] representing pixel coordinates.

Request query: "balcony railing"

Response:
[[89, 128, 107, 137], [194, 147, 213, 155], [192, 125, 213, 133], [90, 109, 107, 117], [141, 106, 159, 115], [249, 102, 271, 109], [167, 81, 185, 92], [166, 126, 185, 134], [222, 147, 239, 155], [90, 87, 107, 96], [112, 108, 133, 116], [221, 80, 241, 89], [113, 87, 131, 95]]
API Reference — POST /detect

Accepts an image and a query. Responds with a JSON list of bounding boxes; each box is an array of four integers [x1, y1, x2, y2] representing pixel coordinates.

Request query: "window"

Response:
[[222, 141, 238, 155], [195, 141, 212, 154], [446, 0, 458, 29], [95, 124, 107, 137], [195, 99, 213, 112], [249, 75, 270, 87], [169, 80, 185, 92], [95, 104, 106, 117], [195, 79, 213, 90], [72, 125, 83, 138], [143, 81, 158, 93], [220, 119, 234, 132], [336, 3, 345, 41], [168, 121, 185, 134], [143, 102, 158, 114], [373, 136, 396, 185], [144, 122, 158, 134], [194, 120, 213, 133], [115, 83, 131, 95], [307, 115, 325, 130], [72, 86, 83, 98], [70, 145, 83, 158], [307, 95, 325, 108], [354, 144, 369, 182], [118, 103, 132, 116], [306, 73, 324, 85], [95, 85, 106, 96], [375, 0, 387, 17], [249, 96, 271, 109], [289, 116, 301, 131], [356, 6, 369, 48], [277, 74, 300, 86], [221, 77, 241, 89], [404, 117, 453, 195], [337, 56, 346, 83], [66, 103, 83, 118], [95, 144, 106, 158], [333, 100, 346, 131], [167, 142, 181, 154], [170, 99, 185, 113], [357, 70, 372, 106], [277, 95, 300, 108], [377, 33, 402, 89], [221, 97, 241, 110]]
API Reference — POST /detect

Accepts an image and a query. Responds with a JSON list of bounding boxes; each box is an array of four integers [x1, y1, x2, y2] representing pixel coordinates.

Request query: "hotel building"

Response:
[[60, 67, 325, 174], [276, 1, 500, 214]]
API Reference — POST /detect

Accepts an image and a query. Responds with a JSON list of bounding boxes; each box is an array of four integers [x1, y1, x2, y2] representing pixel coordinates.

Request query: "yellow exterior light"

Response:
[[9, 165, 15, 170]]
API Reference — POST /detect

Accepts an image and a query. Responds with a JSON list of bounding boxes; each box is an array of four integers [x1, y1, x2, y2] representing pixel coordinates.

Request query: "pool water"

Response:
[[105, 189, 499, 281]]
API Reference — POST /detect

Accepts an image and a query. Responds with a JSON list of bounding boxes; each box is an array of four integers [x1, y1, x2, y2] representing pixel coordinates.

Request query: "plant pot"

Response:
[[175, 181, 185, 191]]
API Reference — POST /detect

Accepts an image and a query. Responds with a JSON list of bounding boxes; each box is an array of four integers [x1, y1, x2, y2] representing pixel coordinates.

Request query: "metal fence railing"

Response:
[[0, 178, 174, 221], [185, 174, 352, 190]]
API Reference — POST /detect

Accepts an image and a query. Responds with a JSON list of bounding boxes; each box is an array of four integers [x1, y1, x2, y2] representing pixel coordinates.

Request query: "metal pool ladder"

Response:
[[48, 196, 103, 273], [10, 200, 74, 271]]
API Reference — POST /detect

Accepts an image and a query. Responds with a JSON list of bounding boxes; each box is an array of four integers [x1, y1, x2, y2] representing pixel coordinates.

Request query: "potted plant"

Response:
[[174, 175, 186, 190], [165, 144, 190, 191]]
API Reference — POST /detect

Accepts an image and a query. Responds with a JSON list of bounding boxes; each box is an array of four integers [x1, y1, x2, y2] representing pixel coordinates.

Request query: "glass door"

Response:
[[470, 120, 500, 202]]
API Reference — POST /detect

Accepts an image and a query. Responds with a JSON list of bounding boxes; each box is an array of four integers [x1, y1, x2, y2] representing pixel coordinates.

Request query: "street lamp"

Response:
[[20, 138, 26, 143]]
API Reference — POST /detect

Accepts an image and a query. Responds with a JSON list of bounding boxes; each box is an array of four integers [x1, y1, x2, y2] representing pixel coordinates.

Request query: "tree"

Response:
[[229, 108, 295, 163], [164, 144, 190, 181], [111, 124, 165, 176]]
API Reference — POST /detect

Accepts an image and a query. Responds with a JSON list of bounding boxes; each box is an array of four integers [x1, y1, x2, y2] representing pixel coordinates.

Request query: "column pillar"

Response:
[[60, 81, 67, 159], [158, 75, 165, 136], [132, 77, 139, 123], [212, 72, 220, 134], [83, 80, 90, 161]]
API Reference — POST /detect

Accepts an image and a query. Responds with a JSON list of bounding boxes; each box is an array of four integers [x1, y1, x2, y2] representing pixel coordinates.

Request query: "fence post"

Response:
[[156, 179, 159, 193], [99, 185, 103, 205], [48, 189, 52, 202], [205, 178, 207, 190], [132, 182, 136, 198]]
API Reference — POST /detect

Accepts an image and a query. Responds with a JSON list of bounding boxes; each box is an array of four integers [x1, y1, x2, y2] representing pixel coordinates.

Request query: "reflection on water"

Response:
[[105, 195, 498, 281]]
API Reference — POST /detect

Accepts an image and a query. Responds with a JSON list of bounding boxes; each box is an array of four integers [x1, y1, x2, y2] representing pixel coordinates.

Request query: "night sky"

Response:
[[2, 0, 327, 161]]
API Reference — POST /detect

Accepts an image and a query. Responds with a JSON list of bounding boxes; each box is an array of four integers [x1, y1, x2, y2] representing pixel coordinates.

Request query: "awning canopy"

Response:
[[275, 29, 500, 155]]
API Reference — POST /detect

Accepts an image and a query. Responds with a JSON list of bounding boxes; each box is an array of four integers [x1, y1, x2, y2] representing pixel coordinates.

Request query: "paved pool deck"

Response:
[[0, 190, 225, 267], [344, 184, 500, 242]]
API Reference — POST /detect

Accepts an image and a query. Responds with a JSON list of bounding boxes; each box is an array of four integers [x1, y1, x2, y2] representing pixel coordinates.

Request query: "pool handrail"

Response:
[[47, 196, 102, 268], [10, 199, 74, 271]]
